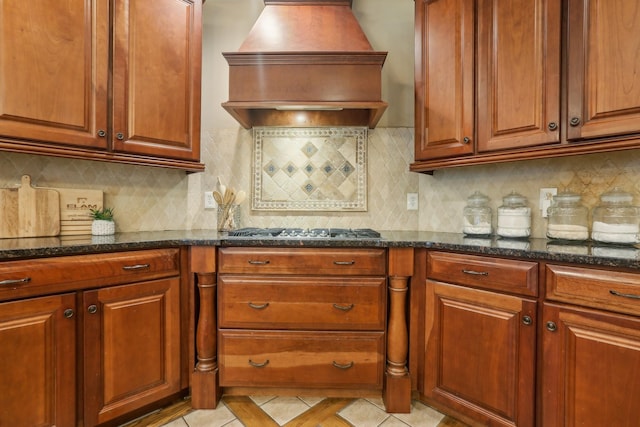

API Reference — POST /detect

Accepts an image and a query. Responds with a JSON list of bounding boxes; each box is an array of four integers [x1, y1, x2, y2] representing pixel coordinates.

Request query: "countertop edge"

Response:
[[0, 229, 638, 270]]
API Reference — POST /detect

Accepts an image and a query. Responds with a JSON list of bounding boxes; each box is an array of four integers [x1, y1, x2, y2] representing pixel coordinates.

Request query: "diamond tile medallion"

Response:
[[252, 127, 368, 211]]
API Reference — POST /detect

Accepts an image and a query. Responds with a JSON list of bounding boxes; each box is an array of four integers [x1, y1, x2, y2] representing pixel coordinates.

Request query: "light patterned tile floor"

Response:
[[156, 396, 461, 427]]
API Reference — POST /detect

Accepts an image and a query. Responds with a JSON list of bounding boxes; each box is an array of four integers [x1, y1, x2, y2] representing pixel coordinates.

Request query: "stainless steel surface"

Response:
[[226, 227, 382, 240]]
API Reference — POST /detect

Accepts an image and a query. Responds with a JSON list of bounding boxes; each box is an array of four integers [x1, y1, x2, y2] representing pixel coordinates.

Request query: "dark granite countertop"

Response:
[[0, 229, 639, 270]]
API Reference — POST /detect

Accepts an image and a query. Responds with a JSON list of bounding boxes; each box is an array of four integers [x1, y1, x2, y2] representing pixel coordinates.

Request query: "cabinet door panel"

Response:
[[425, 281, 535, 427], [415, 0, 474, 160], [542, 303, 640, 427], [0, 0, 108, 149], [83, 277, 181, 426], [112, 0, 201, 160], [477, 0, 561, 152], [567, 0, 640, 141], [0, 294, 76, 427]]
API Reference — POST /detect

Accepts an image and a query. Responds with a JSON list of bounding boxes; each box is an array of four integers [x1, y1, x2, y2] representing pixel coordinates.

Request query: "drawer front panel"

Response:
[[218, 247, 386, 275], [219, 330, 384, 389], [218, 275, 386, 330], [427, 251, 538, 297], [547, 264, 640, 316], [0, 248, 180, 301]]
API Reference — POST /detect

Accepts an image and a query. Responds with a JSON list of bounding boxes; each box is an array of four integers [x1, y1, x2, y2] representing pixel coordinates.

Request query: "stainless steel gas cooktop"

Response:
[[226, 227, 382, 240]]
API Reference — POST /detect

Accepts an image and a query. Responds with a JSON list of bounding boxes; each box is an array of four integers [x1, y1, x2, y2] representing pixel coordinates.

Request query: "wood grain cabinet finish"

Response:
[[0, 293, 76, 427], [566, 0, 640, 141], [423, 252, 537, 427], [412, 0, 640, 172], [541, 264, 640, 426], [217, 247, 387, 392], [0, 248, 184, 426], [413, 0, 560, 163], [541, 303, 640, 427], [83, 277, 181, 426], [0, 0, 203, 171]]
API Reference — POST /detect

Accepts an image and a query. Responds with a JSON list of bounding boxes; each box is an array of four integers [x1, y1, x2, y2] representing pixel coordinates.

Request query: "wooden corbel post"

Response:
[[384, 247, 414, 413], [189, 246, 220, 409]]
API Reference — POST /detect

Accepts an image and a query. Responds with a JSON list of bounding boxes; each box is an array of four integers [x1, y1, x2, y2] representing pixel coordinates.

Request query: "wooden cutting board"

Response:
[[0, 175, 60, 238]]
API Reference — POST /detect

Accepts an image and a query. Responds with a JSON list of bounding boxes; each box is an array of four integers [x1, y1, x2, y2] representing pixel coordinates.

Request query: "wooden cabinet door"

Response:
[[0, 0, 109, 149], [83, 277, 181, 426], [424, 281, 536, 427], [111, 0, 202, 161], [566, 0, 640, 141], [541, 303, 640, 427], [414, 0, 474, 160], [0, 294, 76, 427], [476, 0, 561, 152]]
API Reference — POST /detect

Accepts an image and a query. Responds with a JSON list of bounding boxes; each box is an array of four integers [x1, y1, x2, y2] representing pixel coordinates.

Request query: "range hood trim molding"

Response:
[[223, 51, 388, 66], [222, 101, 388, 129]]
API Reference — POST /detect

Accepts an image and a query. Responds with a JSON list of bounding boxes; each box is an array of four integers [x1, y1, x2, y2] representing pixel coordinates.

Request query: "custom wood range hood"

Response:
[[222, 0, 388, 129]]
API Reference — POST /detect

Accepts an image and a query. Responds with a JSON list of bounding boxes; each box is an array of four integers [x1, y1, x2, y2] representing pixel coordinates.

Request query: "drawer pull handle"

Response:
[[248, 359, 269, 368], [122, 264, 150, 271], [332, 361, 354, 370], [333, 303, 354, 311], [0, 277, 31, 286], [609, 289, 640, 300], [248, 302, 270, 310], [248, 260, 270, 265], [462, 269, 489, 276], [334, 260, 355, 266]]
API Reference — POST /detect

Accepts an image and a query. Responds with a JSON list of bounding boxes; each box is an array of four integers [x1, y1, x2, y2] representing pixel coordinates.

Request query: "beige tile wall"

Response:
[[2, 132, 639, 236], [419, 148, 640, 238], [188, 127, 420, 231], [0, 152, 190, 233]]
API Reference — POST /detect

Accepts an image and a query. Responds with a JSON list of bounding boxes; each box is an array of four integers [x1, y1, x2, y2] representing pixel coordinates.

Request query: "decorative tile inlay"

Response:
[[252, 127, 368, 211]]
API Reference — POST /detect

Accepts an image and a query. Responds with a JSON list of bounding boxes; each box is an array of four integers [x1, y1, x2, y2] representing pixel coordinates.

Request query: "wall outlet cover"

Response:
[[539, 188, 557, 217]]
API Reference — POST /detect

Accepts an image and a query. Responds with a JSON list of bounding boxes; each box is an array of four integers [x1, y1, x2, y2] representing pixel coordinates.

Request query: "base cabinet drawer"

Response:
[[218, 275, 386, 330], [219, 330, 385, 389]]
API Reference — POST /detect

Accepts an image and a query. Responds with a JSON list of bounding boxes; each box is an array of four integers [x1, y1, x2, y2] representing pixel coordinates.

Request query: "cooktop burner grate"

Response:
[[226, 227, 381, 239]]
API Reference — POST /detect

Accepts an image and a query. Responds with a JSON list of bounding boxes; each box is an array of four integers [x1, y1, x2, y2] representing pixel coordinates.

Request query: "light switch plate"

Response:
[[204, 191, 216, 209], [407, 193, 419, 210], [539, 188, 557, 217]]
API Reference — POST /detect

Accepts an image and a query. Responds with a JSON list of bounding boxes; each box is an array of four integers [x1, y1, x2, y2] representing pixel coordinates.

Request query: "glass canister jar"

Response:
[[591, 188, 640, 245], [546, 191, 589, 241], [497, 191, 531, 238], [463, 191, 492, 236]]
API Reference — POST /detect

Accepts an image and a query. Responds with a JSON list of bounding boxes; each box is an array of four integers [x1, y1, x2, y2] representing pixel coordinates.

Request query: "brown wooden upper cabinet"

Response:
[[0, 0, 203, 171], [412, 0, 640, 172]]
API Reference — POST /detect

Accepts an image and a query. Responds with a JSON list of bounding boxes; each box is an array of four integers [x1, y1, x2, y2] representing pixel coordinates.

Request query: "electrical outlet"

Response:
[[407, 193, 419, 210], [539, 188, 557, 217], [204, 191, 216, 209]]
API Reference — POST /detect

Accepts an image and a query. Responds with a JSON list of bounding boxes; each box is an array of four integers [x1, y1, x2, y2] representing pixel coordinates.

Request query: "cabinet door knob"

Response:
[[116, 132, 125, 140], [548, 122, 558, 131], [569, 117, 581, 127], [87, 304, 98, 314], [462, 136, 471, 144], [522, 315, 533, 326], [546, 321, 557, 332], [97, 130, 106, 137], [64, 309, 75, 319]]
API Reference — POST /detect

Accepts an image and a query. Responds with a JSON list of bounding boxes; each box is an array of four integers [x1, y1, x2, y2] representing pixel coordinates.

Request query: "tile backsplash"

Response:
[[2, 131, 639, 237], [419, 148, 640, 238]]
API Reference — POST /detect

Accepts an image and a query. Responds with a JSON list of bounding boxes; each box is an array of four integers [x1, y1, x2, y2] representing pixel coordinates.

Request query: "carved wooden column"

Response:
[[189, 246, 220, 409], [384, 247, 413, 413]]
